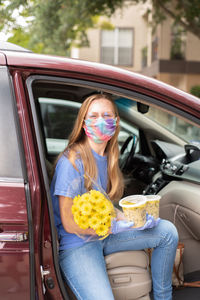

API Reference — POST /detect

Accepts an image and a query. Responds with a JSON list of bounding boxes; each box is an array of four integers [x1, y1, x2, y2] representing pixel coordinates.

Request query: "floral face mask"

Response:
[[84, 117, 117, 144]]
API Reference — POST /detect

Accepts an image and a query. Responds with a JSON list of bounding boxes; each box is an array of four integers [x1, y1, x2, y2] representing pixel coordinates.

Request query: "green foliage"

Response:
[[190, 85, 200, 98], [98, 19, 115, 30], [0, 0, 200, 55], [7, 27, 44, 53], [7, 27, 31, 49]]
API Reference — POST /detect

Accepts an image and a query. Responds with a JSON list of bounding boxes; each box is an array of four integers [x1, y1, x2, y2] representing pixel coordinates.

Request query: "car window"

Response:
[[139, 105, 200, 145], [115, 97, 139, 152], [39, 98, 81, 155], [0, 68, 23, 178], [119, 120, 139, 152], [38, 97, 139, 155], [115, 96, 200, 146]]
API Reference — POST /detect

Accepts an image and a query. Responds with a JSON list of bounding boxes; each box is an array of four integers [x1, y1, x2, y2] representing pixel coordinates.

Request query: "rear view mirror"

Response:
[[137, 102, 149, 114]]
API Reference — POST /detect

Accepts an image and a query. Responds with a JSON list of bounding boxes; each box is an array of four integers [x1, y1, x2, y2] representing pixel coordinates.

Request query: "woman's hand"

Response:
[[109, 207, 133, 234], [111, 219, 134, 234], [136, 214, 161, 230]]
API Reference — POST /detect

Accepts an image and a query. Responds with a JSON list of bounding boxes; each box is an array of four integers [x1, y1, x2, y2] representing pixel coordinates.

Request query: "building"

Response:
[[71, 1, 200, 93]]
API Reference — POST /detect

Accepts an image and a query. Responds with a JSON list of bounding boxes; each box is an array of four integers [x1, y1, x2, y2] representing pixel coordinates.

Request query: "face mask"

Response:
[[84, 117, 117, 144]]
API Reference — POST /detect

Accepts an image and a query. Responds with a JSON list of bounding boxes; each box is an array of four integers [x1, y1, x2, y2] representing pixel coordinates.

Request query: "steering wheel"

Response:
[[120, 134, 138, 172]]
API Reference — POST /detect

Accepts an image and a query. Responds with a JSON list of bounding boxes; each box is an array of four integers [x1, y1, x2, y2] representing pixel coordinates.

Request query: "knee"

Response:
[[158, 219, 179, 247]]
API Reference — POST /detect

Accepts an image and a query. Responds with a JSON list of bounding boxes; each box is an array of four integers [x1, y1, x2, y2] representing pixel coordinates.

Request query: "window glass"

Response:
[[101, 30, 115, 47], [132, 104, 200, 145], [0, 68, 23, 178], [119, 119, 139, 152], [118, 29, 132, 47], [39, 98, 81, 155], [151, 37, 158, 62], [38, 97, 139, 155], [101, 28, 133, 66], [170, 25, 186, 60]]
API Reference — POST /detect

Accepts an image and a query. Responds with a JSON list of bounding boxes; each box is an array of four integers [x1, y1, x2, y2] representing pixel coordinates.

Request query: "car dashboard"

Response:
[[144, 140, 200, 194]]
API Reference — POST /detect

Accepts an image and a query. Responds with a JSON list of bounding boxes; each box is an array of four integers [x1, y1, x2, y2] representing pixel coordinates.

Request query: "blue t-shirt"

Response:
[[50, 149, 108, 250]]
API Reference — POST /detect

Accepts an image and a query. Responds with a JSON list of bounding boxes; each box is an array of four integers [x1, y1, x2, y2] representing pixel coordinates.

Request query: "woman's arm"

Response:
[[59, 195, 96, 235]]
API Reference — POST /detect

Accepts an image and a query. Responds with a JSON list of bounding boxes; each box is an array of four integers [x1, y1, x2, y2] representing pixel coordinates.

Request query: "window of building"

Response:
[[141, 46, 147, 68], [101, 28, 133, 66], [170, 25, 186, 60], [151, 37, 158, 62]]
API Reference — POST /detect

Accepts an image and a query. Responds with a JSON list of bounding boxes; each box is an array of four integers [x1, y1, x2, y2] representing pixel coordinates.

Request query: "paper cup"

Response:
[[145, 195, 161, 219], [119, 195, 147, 228]]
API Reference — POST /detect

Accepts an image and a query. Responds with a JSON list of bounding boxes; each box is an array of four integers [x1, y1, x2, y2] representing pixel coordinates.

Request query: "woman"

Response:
[[50, 93, 178, 300]]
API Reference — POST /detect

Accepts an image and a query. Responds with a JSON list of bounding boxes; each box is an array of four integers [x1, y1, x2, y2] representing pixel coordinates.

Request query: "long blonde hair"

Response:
[[59, 93, 124, 202]]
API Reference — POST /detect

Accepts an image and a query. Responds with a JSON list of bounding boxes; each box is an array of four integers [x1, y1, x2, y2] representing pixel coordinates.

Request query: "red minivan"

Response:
[[0, 42, 200, 300]]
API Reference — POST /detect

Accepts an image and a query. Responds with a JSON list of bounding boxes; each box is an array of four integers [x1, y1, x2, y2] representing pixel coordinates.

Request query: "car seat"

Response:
[[65, 250, 152, 300], [105, 250, 151, 300]]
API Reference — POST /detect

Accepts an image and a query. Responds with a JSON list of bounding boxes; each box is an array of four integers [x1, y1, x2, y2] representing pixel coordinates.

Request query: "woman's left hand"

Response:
[[136, 214, 161, 230]]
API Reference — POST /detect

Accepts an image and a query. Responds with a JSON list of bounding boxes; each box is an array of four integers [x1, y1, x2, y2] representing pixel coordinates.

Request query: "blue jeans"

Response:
[[59, 219, 178, 300]]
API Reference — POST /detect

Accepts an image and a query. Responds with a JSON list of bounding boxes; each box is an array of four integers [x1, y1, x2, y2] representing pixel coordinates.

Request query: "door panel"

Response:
[[159, 180, 200, 274], [0, 182, 30, 300], [0, 67, 32, 300]]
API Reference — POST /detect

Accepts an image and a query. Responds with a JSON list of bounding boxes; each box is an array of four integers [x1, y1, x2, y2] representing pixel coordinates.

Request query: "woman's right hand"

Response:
[[111, 219, 134, 234]]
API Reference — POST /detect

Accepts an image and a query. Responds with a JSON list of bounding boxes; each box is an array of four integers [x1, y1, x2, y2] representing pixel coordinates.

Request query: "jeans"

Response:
[[59, 219, 178, 300]]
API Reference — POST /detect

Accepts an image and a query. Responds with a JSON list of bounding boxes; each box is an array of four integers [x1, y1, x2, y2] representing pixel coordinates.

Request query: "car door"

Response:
[[0, 67, 34, 300], [22, 66, 200, 300]]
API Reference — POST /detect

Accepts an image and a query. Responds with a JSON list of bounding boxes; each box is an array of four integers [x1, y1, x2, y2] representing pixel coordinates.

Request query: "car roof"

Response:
[[0, 41, 32, 52], [0, 43, 200, 119]]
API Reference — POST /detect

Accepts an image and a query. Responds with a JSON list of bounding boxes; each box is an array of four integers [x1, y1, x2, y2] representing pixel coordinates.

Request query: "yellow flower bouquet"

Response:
[[71, 190, 116, 238]]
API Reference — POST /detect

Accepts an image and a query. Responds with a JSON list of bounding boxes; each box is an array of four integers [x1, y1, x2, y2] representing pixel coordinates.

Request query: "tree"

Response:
[[0, 0, 124, 54], [0, 0, 200, 55], [150, 0, 200, 38]]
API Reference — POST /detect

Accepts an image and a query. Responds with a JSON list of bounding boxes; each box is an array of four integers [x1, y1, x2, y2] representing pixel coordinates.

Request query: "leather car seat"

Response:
[[105, 250, 151, 300], [66, 250, 152, 300]]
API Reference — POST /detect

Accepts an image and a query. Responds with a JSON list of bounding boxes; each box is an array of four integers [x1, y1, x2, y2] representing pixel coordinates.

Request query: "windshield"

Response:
[[145, 106, 200, 144], [115, 97, 200, 145]]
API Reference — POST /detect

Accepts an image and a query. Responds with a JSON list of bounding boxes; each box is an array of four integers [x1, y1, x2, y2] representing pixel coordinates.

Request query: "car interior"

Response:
[[28, 76, 200, 300]]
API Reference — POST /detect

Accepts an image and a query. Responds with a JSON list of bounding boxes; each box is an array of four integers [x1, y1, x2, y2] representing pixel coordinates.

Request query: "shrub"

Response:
[[190, 85, 200, 98]]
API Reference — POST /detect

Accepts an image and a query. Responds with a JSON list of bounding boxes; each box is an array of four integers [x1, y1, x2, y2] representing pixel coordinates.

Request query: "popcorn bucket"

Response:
[[119, 195, 147, 228], [145, 195, 161, 219]]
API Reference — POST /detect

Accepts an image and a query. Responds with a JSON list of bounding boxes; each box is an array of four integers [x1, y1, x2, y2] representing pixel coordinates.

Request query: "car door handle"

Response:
[[0, 232, 28, 242]]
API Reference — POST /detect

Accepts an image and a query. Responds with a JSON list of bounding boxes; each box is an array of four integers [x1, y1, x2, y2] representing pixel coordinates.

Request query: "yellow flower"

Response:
[[97, 213, 107, 223], [71, 205, 79, 215], [81, 193, 90, 202], [71, 189, 115, 237], [95, 199, 107, 211], [89, 190, 103, 202], [73, 212, 82, 225], [78, 215, 89, 230], [89, 215, 99, 230], [78, 199, 85, 207], [95, 199, 114, 215], [104, 216, 112, 227], [80, 202, 92, 215], [95, 224, 109, 237], [73, 195, 80, 204]]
